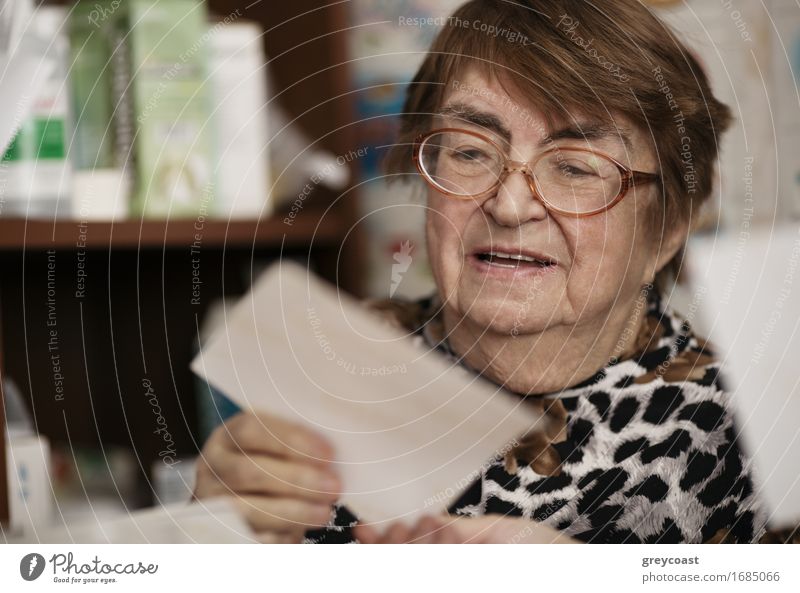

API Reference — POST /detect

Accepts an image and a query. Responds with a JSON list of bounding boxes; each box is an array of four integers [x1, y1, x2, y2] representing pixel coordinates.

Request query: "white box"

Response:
[[209, 21, 271, 219], [6, 434, 53, 537]]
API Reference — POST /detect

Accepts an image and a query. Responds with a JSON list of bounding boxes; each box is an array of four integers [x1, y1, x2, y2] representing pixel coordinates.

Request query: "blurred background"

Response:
[[1, 0, 799, 538]]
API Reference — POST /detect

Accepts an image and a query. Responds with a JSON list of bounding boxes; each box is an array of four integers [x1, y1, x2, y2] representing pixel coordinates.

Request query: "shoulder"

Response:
[[630, 318, 769, 542], [562, 292, 769, 542]]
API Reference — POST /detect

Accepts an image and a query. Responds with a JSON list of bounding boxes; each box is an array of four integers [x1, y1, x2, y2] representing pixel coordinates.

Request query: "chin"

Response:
[[456, 290, 559, 335]]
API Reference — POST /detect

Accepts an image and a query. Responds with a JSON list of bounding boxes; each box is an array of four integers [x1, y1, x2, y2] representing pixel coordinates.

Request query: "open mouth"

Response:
[[475, 251, 557, 269]]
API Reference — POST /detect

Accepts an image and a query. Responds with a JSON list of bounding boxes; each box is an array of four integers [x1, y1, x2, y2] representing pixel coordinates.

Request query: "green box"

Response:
[[68, 1, 118, 170], [127, 0, 213, 218]]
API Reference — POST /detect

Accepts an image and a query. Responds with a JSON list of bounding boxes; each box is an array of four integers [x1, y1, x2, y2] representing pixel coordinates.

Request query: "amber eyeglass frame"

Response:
[[413, 127, 661, 218]]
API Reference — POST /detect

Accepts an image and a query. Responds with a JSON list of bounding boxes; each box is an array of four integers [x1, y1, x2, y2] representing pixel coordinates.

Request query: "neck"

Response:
[[442, 292, 649, 395]]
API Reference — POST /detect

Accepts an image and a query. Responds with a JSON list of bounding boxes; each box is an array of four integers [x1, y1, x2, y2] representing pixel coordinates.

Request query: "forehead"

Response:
[[442, 69, 549, 136], [441, 67, 646, 152]]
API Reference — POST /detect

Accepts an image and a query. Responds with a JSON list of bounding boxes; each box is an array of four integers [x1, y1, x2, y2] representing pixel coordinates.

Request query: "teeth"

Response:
[[486, 251, 554, 265], [489, 251, 536, 262]]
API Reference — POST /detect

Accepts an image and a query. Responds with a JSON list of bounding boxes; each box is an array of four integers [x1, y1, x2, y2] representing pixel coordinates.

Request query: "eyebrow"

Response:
[[438, 103, 512, 144], [437, 102, 633, 151], [548, 122, 633, 152]]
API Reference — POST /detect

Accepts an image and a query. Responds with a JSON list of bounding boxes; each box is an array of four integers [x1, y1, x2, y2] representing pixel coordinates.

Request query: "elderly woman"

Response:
[[194, 0, 784, 544]]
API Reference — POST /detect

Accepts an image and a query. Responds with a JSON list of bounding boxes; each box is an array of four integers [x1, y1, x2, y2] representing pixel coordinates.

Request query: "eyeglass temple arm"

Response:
[[630, 171, 661, 187]]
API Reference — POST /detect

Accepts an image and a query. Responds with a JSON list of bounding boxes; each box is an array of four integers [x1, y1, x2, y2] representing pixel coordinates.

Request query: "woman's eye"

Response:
[[450, 146, 488, 162], [558, 161, 598, 177], [563, 165, 591, 176]]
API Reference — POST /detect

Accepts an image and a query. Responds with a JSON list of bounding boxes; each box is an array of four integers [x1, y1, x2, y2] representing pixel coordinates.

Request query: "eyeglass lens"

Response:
[[418, 131, 623, 214]]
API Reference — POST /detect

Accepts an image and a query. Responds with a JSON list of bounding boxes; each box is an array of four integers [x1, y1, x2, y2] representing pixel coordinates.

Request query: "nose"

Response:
[[481, 165, 548, 227]]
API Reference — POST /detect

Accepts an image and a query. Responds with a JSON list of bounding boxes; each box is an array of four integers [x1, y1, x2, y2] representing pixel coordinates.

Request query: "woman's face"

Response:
[[426, 68, 669, 337]]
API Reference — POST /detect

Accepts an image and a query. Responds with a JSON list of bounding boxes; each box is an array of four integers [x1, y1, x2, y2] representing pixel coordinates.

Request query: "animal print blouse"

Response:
[[305, 288, 798, 544]]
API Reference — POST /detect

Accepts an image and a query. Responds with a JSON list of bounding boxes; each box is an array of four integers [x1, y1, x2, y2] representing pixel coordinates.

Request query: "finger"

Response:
[[233, 496, 334, 533], [193, 457, 237, 499], [409, 516, 443, 544], [429, 515, 469, 544], [212, 451, 340, 502], [220, 412, 335, 465], [445, 516, 524, 543], [434, 525, 464, 544], [448, 516, 493, 543], [195, 480, 318, 543], [353, 524, 380, 544], [379, 522, 413, 544]]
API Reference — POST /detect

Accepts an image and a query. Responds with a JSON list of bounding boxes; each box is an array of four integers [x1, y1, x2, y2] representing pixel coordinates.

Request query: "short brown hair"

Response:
[[386, 0, 732, 286]]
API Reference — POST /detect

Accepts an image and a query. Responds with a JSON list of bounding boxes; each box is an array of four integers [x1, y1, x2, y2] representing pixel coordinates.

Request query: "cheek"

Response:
[[425, 194, 474, 275], [563, 211, 652, 303]]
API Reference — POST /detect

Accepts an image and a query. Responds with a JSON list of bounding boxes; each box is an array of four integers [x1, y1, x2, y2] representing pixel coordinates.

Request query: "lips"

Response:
[[471, 247, 558, 269]]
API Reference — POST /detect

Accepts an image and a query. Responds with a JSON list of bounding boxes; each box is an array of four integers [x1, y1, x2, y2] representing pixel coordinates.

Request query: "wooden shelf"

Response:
[[0, 0, 366, 525], [0, 208, 345, 251]]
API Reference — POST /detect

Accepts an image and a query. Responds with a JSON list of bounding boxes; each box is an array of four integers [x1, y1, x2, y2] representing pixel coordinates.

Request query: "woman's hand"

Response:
[[354, 515, 578, 544], [194, 411, 341, 543]]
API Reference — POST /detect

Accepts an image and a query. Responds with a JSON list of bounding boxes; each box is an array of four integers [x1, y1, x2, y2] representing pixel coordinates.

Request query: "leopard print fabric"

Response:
[[305, 289, 793, 543]]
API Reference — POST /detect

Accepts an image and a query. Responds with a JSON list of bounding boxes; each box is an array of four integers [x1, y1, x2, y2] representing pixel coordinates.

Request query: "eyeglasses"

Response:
[[413, 128, 660, 218]]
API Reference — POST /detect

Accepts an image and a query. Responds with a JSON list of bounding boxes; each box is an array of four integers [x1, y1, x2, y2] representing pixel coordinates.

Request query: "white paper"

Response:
[[688, 226, 800, 528], [191, 261, 543, 526], [9, 498, 255, 544]]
